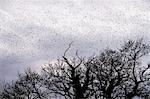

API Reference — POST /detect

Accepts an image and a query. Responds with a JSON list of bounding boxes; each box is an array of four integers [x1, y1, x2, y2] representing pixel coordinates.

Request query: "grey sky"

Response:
[[0, 0, 150, 82]]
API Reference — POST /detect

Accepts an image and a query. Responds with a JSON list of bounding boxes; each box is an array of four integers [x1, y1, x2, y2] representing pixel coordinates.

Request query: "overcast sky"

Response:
[[0, 0, 150, 82]]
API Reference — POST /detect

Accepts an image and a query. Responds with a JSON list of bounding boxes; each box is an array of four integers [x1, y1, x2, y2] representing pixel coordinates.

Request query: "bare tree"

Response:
[[90, 49, 127, 99], [0, 68, 46, 99], [1, 39, 150, 99], [89, 39, 150, 99], [120, 39, 150, 99], [41, 52, 95, 99]]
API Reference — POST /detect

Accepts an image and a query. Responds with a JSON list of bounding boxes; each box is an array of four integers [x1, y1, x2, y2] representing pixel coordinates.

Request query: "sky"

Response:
[[0, 0, 150, 82]]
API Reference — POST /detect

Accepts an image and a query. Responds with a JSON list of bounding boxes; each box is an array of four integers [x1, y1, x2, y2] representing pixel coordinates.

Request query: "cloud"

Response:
[[0, 0, 150, 82]]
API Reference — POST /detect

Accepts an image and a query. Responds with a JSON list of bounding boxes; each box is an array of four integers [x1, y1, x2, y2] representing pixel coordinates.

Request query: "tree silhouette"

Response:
[[90, 49, 127, 99], [41, 50, 95, 99], [120, 39, 150, 99], [1, 39, 150, 99], [0, 69, 46, 99]]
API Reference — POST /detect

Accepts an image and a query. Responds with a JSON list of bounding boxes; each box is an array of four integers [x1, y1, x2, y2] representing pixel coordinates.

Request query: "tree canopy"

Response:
[[1, 39, 150, 99]]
